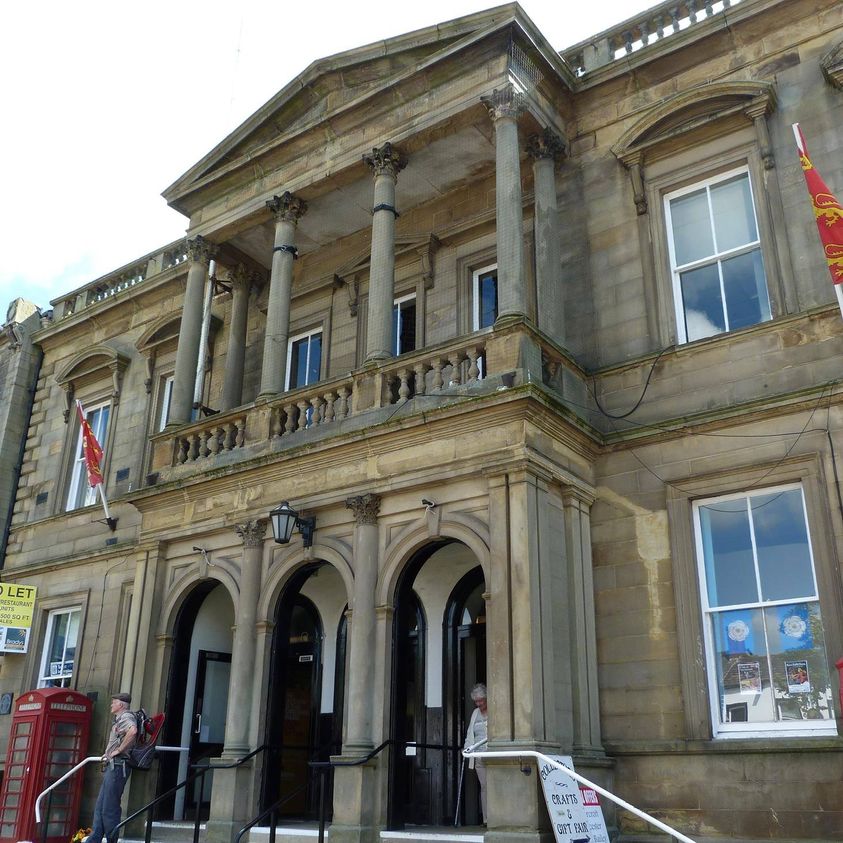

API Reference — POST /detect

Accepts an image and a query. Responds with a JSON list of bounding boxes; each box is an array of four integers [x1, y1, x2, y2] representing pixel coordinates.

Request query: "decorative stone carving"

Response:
[[480, 84, 525, 122], [235, 519, 267, 547], [744, 97, 776, 170], [621, 154, 648, 216], [526, 128, 567, 163], [820, 41, 843, 90], [346, 493, 381, 525], [186, 235, 218, 264], [266, 191, 308, 223], [363, 143, 407, 180]]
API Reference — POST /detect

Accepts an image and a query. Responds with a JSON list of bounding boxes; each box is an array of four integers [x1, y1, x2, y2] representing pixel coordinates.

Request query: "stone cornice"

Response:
[[820, 41, 843, 90]]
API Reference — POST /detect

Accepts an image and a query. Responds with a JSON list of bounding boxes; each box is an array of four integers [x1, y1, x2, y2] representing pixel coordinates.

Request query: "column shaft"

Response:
[[170, 237, 214, 425], [221, 269, 251, 411], [223, 520, 266, 754], [259, 193, 306, 397], [363, 144, 406, 364]]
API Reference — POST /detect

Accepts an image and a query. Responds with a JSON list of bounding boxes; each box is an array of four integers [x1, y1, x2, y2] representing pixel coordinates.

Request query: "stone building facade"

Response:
[[2, 1, 843, 841]]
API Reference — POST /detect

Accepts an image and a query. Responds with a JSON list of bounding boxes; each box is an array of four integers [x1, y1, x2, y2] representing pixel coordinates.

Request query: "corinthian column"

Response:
[[527, 128, 566, 343], [170, 236, 217, 426], [363, 144, 406, 363], [223, 519, 266, 754], [344, 493, 381, 751], [259, 192, 307, 398], [221, 266, 253, 411], [481, 85, 526, 323]]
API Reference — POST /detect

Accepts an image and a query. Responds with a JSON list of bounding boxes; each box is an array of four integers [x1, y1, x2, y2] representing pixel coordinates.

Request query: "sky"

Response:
[[0, 0, 656, 312]]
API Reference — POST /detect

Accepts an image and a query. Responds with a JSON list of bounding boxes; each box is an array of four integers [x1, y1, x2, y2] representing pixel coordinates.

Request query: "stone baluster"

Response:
[[270, 408, 283, 439], [467, 347, 481, 382], [481, 86, 527, 324], [397, 369, 411, 402], [413, 362, 428, 395], [448, 353, 464, 386], [296, 399, 309, 431], [431, 358, 444, 390], [363, 143, 407, 363], [310, 396, 324, 425], [323, 392, 336, 423], [283, 403, 297, 435], [170, 236, 216, 426], [336, 387, 350, 420], [259, 193, 307, 398]]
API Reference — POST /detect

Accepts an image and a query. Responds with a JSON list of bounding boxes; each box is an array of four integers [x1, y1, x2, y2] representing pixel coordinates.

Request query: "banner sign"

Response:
[[539, 754, 609, 843], [0, 584, 37, 654]]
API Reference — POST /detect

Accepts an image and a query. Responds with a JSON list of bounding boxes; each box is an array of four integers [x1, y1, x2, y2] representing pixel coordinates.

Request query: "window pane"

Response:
[[764, 603, 833, 721], [290, 339, 306, 389], [478, 271, 498, 328], [680, 263, 725, 341], [751, 490, 815, 602], [722, 249, 770, 332], [400, 301, 416, 355], [699, 500, 758, 607], [307, 334, 322, 384], [711, 174, 757, 253], [670, 188, 714, 265]]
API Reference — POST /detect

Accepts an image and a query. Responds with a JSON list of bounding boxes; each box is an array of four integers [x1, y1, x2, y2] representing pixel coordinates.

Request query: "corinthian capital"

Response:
[[480, 84, 525, 122], [345, 493, 381, 525], [186, 235, 218, 264], [267, 191, 308, 223], [363, 143, 407, 179], [526, 128, 567, 163], [235, 519, 267, 547]]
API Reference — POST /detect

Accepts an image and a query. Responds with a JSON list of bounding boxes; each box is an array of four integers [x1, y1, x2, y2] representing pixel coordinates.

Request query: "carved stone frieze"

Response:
[[266, 191, 308, 223], [235, 519, 267, 547], [363, 143, 407, 179], [346, 493, 381, 525]]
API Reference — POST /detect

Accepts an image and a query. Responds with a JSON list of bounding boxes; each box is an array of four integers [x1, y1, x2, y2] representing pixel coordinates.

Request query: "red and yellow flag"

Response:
[[76, 400, 104, 488], [793, 123, 843, 286]]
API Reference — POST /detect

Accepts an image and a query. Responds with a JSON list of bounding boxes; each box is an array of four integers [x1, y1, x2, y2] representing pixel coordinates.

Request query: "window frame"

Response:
[[692, 483, 835, 738], [472, 263, 498, 331], [667, 454, 843, 741], [36, 607, 81, 689], [158, 374, 175, 431], [664, 165, 771, 344], [65, 400, 111, 512], [285, 326, 324, 391], [392, 293, 418, 357]]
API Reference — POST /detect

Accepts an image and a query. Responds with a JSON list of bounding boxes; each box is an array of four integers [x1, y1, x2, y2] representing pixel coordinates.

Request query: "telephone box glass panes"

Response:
[[694, 486, 834, 733], [392, 295, 417, 356], [288, 331, 322, 390], [66, 404, 109, 510], [473, 267, 498, 330], [667, 169, 770, 344], [38, 608, 80, 688]]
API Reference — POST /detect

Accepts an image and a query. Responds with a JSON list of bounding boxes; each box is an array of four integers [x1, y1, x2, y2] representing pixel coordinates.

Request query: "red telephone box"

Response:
[[0, 689, 92, 843]]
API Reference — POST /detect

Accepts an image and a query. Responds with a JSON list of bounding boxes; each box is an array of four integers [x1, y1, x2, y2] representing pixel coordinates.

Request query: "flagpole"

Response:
[[835, 284, 843, 321], [97, 484, 117, 532]]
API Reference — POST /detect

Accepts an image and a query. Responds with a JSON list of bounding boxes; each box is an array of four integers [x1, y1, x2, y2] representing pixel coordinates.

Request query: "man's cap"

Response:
[[111, 692, 131, 704]]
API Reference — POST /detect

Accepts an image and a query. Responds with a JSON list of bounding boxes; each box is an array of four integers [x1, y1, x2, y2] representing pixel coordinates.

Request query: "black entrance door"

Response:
[[186, 650, 231, 818]]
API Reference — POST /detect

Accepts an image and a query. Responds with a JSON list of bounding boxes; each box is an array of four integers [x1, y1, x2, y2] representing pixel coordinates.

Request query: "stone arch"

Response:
[[612, 80, 777, 162], [258, 537, 354, 620], [55, 344, 130, 418], [136, 313, 181, 355], [377, 512, 490, 606], [159, 566, 239, 638]]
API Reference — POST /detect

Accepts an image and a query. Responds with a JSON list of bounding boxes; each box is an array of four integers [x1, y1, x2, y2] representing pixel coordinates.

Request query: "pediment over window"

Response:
[[55, 345, 130, 421], [612, 81, 777, 165], [136, 315, 181, 357]]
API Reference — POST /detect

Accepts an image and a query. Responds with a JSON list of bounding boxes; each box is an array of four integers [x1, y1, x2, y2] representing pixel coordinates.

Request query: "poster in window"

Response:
[[738, 662, 762, 694], [785, 660, 811, 694], [0, 584, 37, 653]]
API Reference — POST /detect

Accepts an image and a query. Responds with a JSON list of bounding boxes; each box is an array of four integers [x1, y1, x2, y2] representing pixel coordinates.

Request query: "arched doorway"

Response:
[[389, 541, 486, 829], [158, 581, 234, 820], [263, 563, 347, 819]]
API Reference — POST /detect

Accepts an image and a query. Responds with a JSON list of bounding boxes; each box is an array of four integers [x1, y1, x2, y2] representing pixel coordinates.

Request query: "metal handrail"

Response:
[[232, 781, 309, 843], [35, 756, 102, 823], [464, 749, 697, 843], [108, 744, 268, 843]]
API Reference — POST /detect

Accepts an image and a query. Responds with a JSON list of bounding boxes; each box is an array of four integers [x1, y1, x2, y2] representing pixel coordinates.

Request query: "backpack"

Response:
[[126, 709, 165, 770]]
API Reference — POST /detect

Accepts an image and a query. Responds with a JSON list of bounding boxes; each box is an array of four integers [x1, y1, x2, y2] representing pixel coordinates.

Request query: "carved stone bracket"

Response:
[[480, 84, 525, 122], [526, 128, 567, 163], [416, 235, 441, 289], [346, 493, 381, 525], [235, 519, 267, 547], [334, 273, 360, 316], [363, 142, 407, 180], [186, 235, 218, 265], [620, 152, 648, 216], [267, 191, 308, 223], [821, 42, 843, 90], [61, 383, 75, 424], [744, 96, 776, 170]]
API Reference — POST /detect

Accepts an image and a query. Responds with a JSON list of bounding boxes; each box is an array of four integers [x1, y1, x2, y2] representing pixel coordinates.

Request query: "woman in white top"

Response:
[[463, 683, 488, 823]]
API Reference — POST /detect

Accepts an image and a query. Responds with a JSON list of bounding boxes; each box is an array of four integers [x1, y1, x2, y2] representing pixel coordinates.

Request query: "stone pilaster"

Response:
[[170, 236, 216, 426], [481, 85, 527, 323], [259, 193, 307, 398], [344, 493, 381, 750], [527, 128, 566, 343], [221, 266, 253, 411], [363, 144, 406, 363]]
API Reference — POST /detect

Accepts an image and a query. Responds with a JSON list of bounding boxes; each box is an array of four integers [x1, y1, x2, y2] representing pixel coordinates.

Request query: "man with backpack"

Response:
[[84, 692, 138, 843]]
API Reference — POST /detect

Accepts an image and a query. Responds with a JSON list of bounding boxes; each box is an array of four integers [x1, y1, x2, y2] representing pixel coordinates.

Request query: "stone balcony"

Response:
[[146, 322, 590, 487]]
